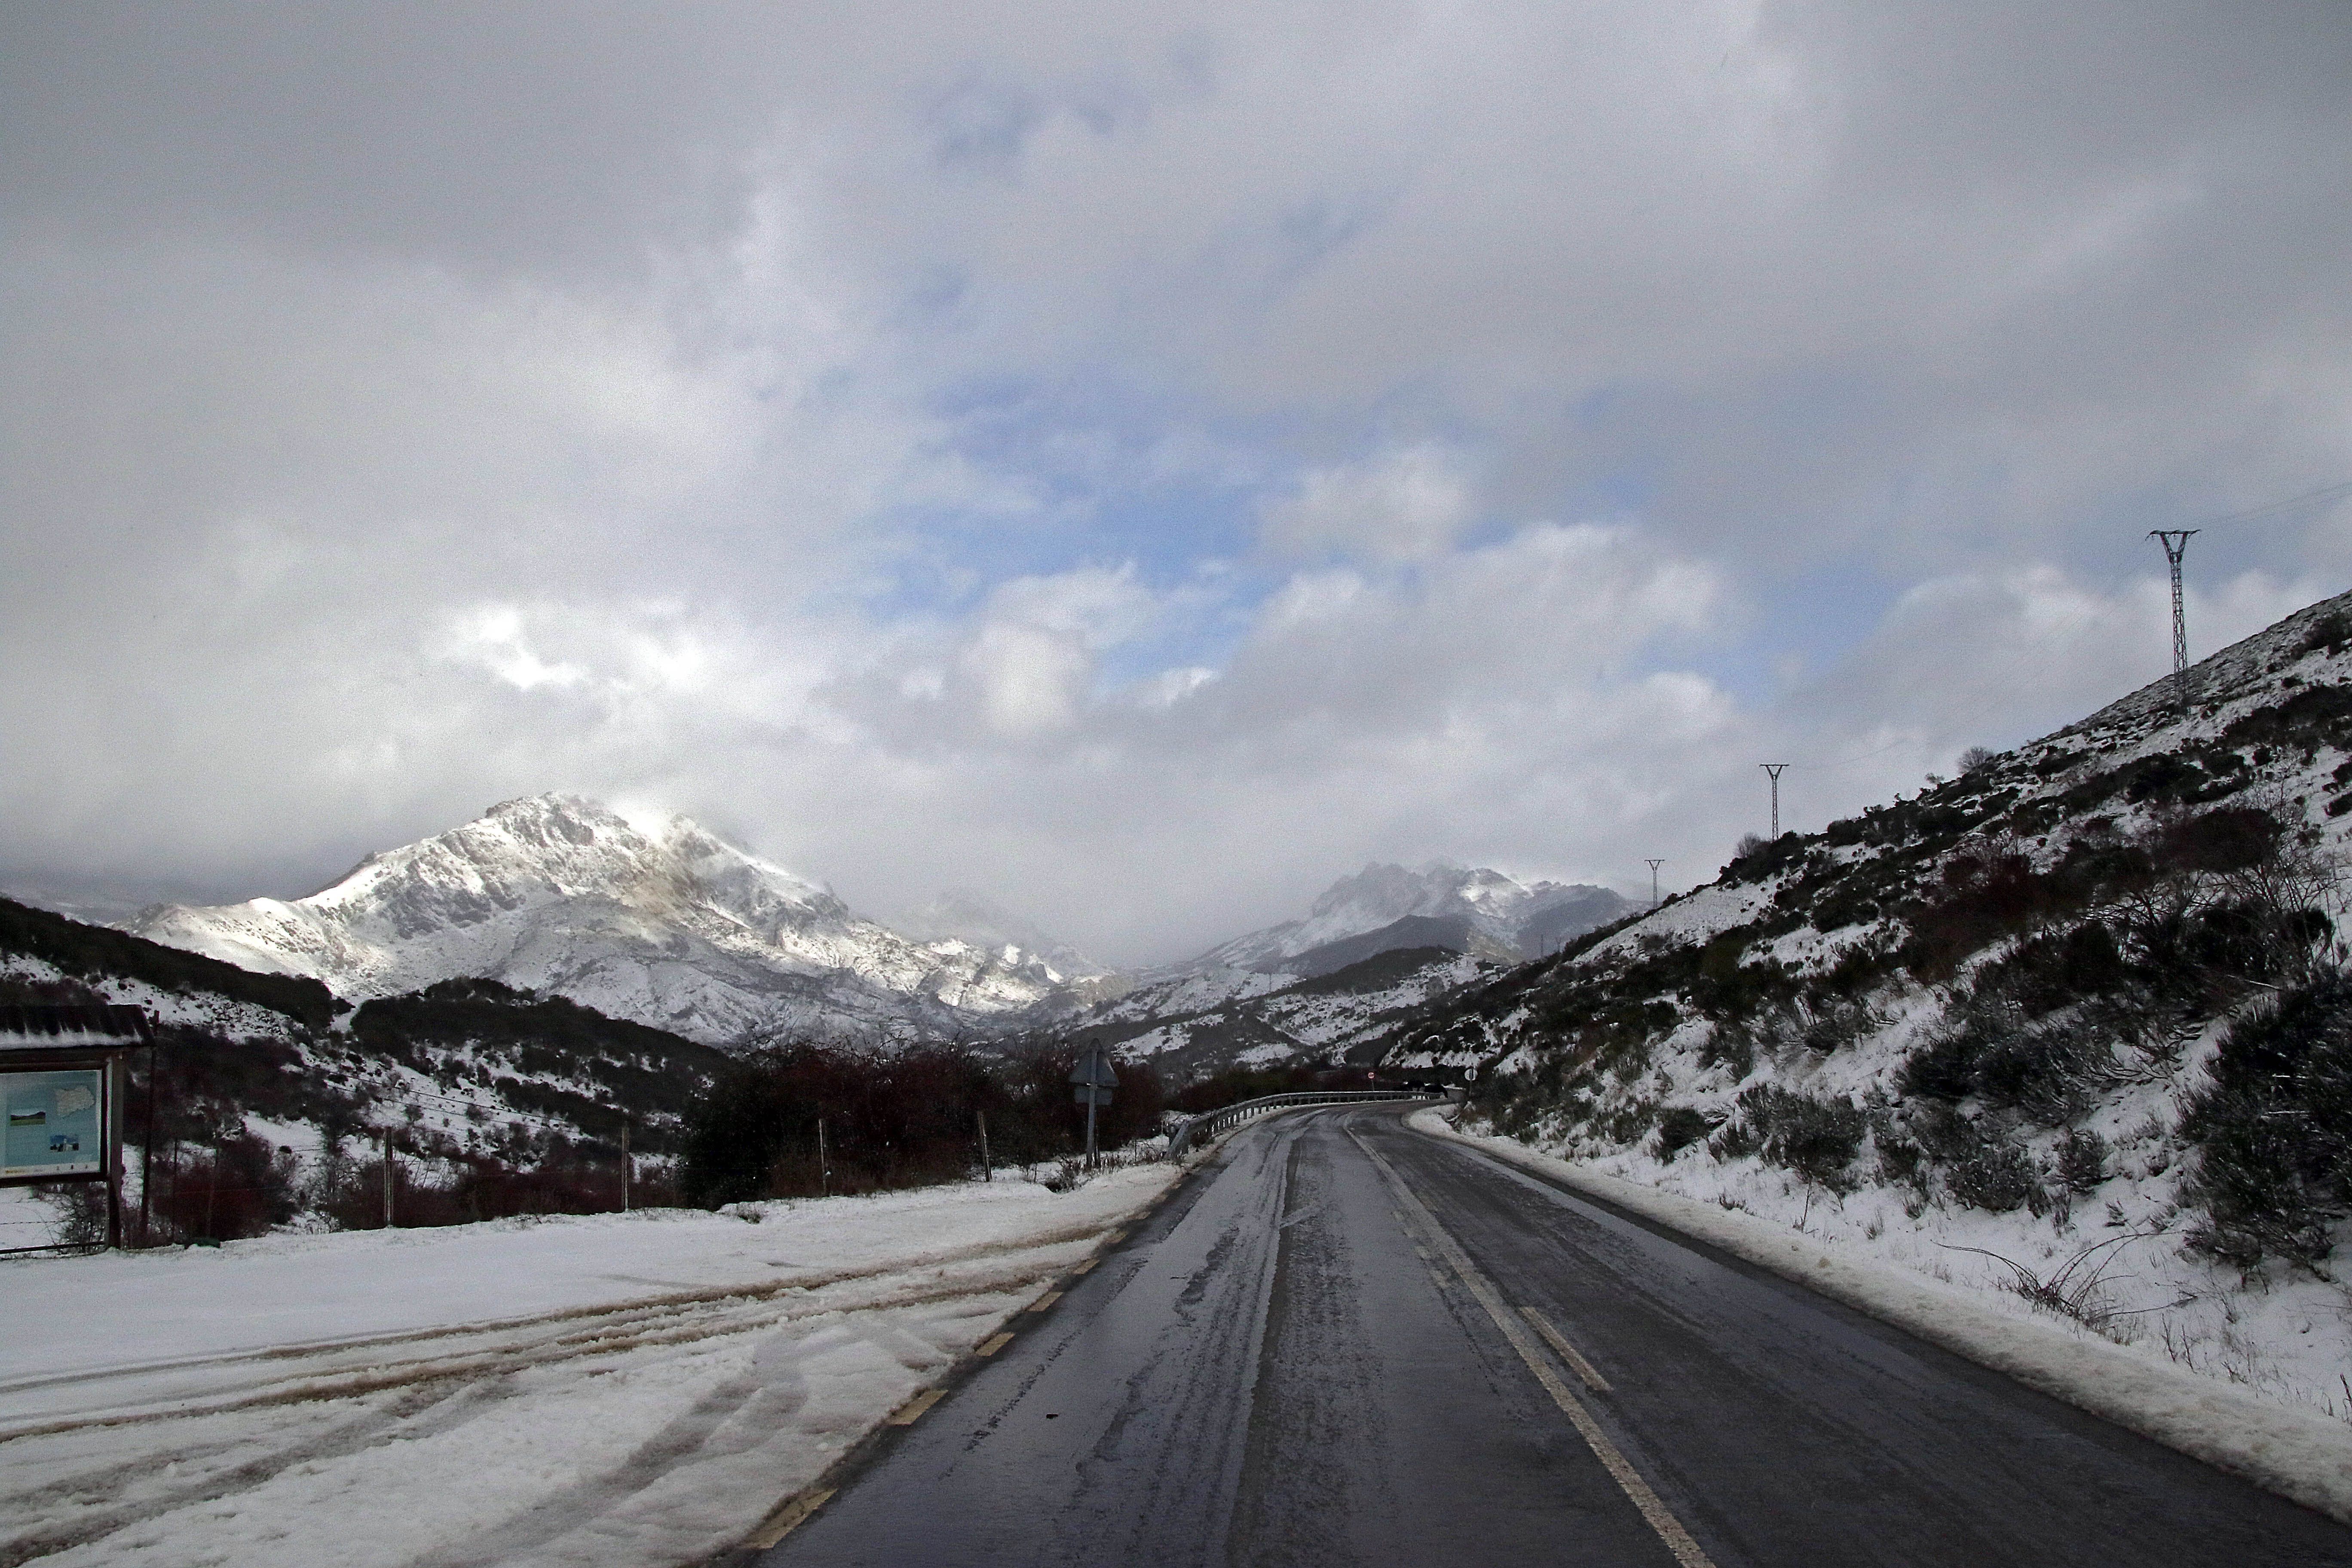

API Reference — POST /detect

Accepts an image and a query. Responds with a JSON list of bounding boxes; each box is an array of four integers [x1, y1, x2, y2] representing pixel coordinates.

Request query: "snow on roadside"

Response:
[[0, 1165, 1177, 1568], [1410, 1108, 2352, 1525]]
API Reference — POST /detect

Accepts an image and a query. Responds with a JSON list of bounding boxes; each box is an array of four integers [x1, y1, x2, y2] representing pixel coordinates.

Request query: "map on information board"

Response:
[[2, 1069, 105, 1179]]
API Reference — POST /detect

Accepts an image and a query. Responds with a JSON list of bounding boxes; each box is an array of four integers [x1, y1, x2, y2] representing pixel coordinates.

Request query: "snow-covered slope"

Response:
[[132, 795, 1104, 1045], [1050, 863, 1623, 1083], [899, 891, 1121, 1008], [1187, 863, 1629, 974], [1384, 588, 2352, 1424], [1094, 947, 1493, 1082]]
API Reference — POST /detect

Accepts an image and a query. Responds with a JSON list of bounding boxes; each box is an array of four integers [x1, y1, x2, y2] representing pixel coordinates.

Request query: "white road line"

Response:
[[1522, 1305, 1614, 1394], [1351, 1129, 1717, 1568]]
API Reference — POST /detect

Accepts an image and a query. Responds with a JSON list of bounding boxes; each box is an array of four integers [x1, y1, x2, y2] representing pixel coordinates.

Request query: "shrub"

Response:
[[2181, 973, 2352, 1270], [1947, 1142, 2046, 1214], [1908, 1102, 1988, 1166], [147, 1129, 303, 1241], [2055, 1127, 2109, 1194], [1736, 1085, 1865, 1188], [1598, 1097, 1659, 1146], [1697, 1021, 1755, 1081], [1874, 1133, 1927, 1191], [1655, 1106, 1714, 1159]]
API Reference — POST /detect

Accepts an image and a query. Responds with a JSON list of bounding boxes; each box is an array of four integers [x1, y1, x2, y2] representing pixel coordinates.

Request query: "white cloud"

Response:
[[1260, 445, 1475, 562], [958, 621, 1091, 735]]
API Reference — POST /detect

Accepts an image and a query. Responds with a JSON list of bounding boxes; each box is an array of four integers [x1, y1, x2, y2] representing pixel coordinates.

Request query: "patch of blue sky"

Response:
[[842, 369, 1308, 691], [899, 372, 1275, 568], [1614, 557, 1905, 714]]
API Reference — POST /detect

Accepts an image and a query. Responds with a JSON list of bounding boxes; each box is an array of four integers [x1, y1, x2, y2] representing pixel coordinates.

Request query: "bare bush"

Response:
[[1945, 1232, 2153, 1332]]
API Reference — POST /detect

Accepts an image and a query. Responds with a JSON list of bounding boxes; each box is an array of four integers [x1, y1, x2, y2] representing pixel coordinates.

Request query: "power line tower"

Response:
[[2149, 529, 2197, 708], [1644, 858, 1665, 908], [1760, 764, 1789, 839]]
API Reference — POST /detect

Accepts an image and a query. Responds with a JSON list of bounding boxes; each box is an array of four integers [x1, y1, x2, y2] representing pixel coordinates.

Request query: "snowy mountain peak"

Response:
[[129, 795, 1089, 1044]]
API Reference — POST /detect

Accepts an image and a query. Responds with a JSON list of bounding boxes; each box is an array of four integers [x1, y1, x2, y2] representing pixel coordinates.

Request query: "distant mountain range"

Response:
[[118, 797, 1629, 1068], [1180, 862, 1630, 976]]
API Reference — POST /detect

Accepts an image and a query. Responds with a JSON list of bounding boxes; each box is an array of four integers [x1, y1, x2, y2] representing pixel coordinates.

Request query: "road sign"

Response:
[[1072, 1084, 1115, 1107]]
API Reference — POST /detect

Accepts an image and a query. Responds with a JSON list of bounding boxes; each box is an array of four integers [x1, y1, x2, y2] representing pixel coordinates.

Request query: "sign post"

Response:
[[1068, 1042, 1118, 1171], [0, 1006, 151, 1255]]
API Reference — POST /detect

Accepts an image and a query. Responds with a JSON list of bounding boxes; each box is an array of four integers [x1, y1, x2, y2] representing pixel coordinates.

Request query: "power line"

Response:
[[2182, 479, 2352, 532]]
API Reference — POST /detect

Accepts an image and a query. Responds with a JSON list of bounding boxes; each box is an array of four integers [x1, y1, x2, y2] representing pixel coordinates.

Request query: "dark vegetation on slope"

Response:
[[113, 982, 738, 1241], [0, 894, 341, 1027], [351, 979, 732, 1138]]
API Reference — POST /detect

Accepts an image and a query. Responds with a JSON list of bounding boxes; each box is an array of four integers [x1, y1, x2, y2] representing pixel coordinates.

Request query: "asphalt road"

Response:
[[750, 1105, 2352, 1567]]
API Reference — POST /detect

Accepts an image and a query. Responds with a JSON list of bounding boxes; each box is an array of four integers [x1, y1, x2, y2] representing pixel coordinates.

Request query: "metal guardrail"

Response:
[[1166, 1090, 1427, 1158]]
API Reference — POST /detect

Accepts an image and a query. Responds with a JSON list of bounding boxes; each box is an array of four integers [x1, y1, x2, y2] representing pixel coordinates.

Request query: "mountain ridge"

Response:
[[129, 795, 1100, 1045]]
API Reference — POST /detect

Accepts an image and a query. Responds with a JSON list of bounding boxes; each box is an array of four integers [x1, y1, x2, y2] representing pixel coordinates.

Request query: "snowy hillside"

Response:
[[1092, 947, 1492, 1082], [1054, 863, 1623, 1083], [133, 795, 1109, 1046], [1385, 588, 2352, 1421]]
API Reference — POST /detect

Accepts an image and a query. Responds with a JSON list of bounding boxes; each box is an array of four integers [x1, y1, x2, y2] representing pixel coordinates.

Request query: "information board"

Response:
[[1, 1068, 106, 1179]]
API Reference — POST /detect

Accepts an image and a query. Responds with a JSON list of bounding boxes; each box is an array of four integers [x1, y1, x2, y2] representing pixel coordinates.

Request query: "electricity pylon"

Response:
[[1760, 764, 1789, 839], [2149, 529, 2196, 710], [1644, 858, 1665, 908]]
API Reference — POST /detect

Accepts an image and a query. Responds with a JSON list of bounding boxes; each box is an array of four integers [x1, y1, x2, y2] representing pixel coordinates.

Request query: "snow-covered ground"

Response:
[[0, 1166, 1177, 1568]]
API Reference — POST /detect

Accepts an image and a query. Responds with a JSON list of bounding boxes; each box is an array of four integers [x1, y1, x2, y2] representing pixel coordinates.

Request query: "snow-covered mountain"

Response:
[[1051, 862, 1630, 1083], [1187, 862, 1630, 974], [130, 795, 1105, 1045]]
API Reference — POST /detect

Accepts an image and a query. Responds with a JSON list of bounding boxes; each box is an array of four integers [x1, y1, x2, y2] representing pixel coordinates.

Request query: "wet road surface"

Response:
[[751, 1105, 2352, 1567]]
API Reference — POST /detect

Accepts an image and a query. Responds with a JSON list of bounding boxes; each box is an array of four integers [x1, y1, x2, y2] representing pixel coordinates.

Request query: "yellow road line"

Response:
[[1103, 1229, 1128, 1243], [1354, 1132, 1715, 1568], [743, 1487, 835, 1550], [887, 1388, 945, 1426], [1071, 1258, 1098, 1276], [1029, 1291, 1063, 1313], [976, 1332, 1014, 1357], [1522, 1305, 1614, 1394]]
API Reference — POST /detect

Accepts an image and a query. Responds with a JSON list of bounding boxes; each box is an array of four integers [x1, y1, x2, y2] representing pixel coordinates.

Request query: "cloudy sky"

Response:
[[5, 2, 2349, 963]]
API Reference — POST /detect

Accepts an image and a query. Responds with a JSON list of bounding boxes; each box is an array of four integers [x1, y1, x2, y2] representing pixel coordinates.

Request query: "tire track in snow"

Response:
[[0, 1252, 1069, 1565], [1, 1244, 1081, 1444], [0, 1381, 481, 1568]]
